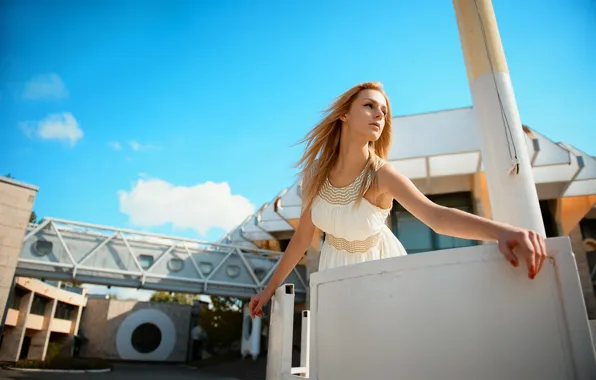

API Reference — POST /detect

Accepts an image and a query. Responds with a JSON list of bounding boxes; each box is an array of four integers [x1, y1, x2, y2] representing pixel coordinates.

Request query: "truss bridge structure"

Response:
[[17, 218, 307, 301]]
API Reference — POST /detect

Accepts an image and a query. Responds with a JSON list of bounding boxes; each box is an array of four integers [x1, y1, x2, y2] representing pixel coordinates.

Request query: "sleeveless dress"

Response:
[[310, 158, 408, 271]]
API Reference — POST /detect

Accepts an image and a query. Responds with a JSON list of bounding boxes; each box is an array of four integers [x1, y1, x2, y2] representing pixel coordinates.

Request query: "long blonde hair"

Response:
[[296, 82, 393, 210]]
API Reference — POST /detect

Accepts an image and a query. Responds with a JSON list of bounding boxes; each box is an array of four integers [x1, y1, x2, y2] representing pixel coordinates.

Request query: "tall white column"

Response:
[[453, 0, 546, 236]]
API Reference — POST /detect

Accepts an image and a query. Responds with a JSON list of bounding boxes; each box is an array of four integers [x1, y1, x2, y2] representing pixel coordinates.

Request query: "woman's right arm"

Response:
[[248, 202, 316, 318]]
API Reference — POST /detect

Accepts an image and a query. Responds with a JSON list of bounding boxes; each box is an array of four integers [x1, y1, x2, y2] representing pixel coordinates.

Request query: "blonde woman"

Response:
[[249, 82, 546, 319]]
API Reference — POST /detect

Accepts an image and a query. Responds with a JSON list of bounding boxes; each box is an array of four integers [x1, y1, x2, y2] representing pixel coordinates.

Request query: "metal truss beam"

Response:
[[18, 218, 307, 302]]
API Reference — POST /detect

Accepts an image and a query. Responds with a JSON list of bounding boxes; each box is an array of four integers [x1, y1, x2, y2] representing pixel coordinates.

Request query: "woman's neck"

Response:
[[335, 140, 370, 175]]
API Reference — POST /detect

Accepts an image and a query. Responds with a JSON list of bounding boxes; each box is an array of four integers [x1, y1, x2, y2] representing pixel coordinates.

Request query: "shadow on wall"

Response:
[[77, 298, 192, 362]]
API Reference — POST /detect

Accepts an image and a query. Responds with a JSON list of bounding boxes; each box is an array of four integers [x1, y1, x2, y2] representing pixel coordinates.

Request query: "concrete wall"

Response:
[[80, 298, 192, 362], [0, 177, 38, 356], [78, 299, 110, 358]]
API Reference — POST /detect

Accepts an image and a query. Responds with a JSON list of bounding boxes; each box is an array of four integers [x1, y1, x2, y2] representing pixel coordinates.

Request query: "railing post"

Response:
[[266, 284, 295, 380], [299, 310, 310, 378]]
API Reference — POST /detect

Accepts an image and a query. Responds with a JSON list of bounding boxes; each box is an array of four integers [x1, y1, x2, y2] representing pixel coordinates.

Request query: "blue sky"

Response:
[[1, 0, 594, 246]]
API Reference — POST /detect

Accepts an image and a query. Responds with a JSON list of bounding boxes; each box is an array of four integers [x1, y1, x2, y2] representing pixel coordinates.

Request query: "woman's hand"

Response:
[[249, 287, 274, 319], [497, 227, 547, 279]]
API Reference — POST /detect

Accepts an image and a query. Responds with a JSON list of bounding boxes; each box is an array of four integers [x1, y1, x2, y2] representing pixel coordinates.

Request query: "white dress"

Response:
[[311, 158, 408, 271]]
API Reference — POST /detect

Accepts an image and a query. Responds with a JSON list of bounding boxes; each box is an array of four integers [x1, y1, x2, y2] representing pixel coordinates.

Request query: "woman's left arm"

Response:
[[377, 164, 547, 279]]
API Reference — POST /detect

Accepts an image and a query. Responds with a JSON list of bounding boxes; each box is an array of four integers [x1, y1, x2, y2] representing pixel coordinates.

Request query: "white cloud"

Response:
[[129, 140, 159, 151], [22, 73, 68, 100], [108, 140, 159, 153], [20, 112, 83, 146], [108, 141, 122, 150], [118, 177, 255, 236]]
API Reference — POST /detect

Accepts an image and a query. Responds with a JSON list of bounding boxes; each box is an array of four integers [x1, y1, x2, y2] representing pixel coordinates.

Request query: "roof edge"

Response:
[[0, 176, 39, 192], [392, 105, 473, 119]]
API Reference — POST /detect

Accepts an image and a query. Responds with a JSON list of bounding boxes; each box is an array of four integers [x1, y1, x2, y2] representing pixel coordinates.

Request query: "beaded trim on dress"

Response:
[[318, 169, 367, 205], [318, 156, 387, 254], [325, 232, 381, 253], [318, 156, 384, 206]]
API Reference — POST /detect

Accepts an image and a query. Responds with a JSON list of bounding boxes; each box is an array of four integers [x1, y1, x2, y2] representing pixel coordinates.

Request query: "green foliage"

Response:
[[45, 342, 62, 362], [150, 291, 197, 305], [198, 296, 244, 354]]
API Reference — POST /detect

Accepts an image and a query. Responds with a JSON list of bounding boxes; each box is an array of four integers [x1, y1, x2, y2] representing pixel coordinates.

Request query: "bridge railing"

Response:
[[19, 217, 308, 300], [266, 237, 596, 380]]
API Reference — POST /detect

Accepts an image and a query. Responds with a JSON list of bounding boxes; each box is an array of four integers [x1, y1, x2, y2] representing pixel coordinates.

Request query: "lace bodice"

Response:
[[310, 157, 407, 271]]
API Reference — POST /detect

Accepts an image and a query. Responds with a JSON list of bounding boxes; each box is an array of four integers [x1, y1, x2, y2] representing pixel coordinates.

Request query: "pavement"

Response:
[[0, 362, 242, 380]]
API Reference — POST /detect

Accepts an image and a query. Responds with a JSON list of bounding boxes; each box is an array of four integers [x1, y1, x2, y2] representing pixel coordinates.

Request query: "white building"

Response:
[[219, 107, 596, 318]]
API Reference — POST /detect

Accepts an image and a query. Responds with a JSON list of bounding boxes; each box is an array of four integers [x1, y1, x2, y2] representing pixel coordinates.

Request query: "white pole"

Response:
[[452, 0, 546, 236], [300, 310, 311, 378], [266, 284, 295, 380]]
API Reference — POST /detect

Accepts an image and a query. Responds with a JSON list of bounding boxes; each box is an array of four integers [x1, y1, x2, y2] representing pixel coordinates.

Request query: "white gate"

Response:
[[267, 237, 596, 380]]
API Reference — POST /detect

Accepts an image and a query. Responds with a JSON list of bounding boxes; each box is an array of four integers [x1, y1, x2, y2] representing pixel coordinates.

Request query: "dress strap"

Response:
[[362, 155, 386, 193]]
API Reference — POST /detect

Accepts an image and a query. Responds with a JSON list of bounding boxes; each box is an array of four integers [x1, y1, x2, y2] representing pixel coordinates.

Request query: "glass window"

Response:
[[54, 301, 76, 320], [168, 258, 184, 272], [395, 213, 433, 253], [581, 217, 596, 293], [138, 255, 154, 270], [30, 295, 50, 315], [391, 192, 478, 254], [10, 287, 28, 310]]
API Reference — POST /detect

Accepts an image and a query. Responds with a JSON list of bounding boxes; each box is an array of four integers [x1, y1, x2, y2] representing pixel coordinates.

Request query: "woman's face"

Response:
[[342, 89, 388, 143]]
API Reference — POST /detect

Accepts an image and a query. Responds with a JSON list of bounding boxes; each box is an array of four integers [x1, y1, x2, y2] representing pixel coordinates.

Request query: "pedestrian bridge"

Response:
[[17, 218, 307, 302]]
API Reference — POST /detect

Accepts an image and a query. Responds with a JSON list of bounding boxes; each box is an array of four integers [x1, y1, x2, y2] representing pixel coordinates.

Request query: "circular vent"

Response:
[[167, 258, 184, 272], [131, 323, 162, 354], [32, 239, 53, 256]]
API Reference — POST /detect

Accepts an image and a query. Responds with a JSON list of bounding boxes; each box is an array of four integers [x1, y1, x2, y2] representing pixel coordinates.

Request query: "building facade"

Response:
[[0, 277, 87, 362], [219, 107, 596, 319], [78, 297, 192, 362]]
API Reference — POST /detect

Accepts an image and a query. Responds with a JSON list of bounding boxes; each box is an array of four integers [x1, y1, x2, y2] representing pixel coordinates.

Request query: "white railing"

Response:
[[266, 237, 596, 380], [266, 284, 310, 380]]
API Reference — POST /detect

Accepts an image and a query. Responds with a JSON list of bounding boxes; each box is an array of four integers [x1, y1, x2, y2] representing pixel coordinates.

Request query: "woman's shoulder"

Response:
[[373, 155, 386, 171]]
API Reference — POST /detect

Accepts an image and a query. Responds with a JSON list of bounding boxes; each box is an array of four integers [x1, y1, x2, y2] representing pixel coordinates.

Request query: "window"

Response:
[[390, 192, 478, 254], [30, 295, 50, 316], [539, 200, 559, 238], [580, 217, 596, 241], [54, 301, 76, 320], [167, 258, 184, 272], [10, 287, 28, 310], [138, 255, 154, 270], [580, 217, 596, 291]]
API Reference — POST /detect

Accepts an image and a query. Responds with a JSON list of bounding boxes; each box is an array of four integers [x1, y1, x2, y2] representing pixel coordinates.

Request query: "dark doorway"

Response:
[[19, 336, 31, 360]]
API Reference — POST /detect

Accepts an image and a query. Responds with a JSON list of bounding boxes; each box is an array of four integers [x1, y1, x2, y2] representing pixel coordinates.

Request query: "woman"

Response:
[[249, 81, 546, 319]]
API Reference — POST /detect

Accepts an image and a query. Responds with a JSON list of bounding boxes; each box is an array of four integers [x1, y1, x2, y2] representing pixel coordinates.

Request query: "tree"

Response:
[[150, 291, 197, 305], [198, 296, 245, 354]]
